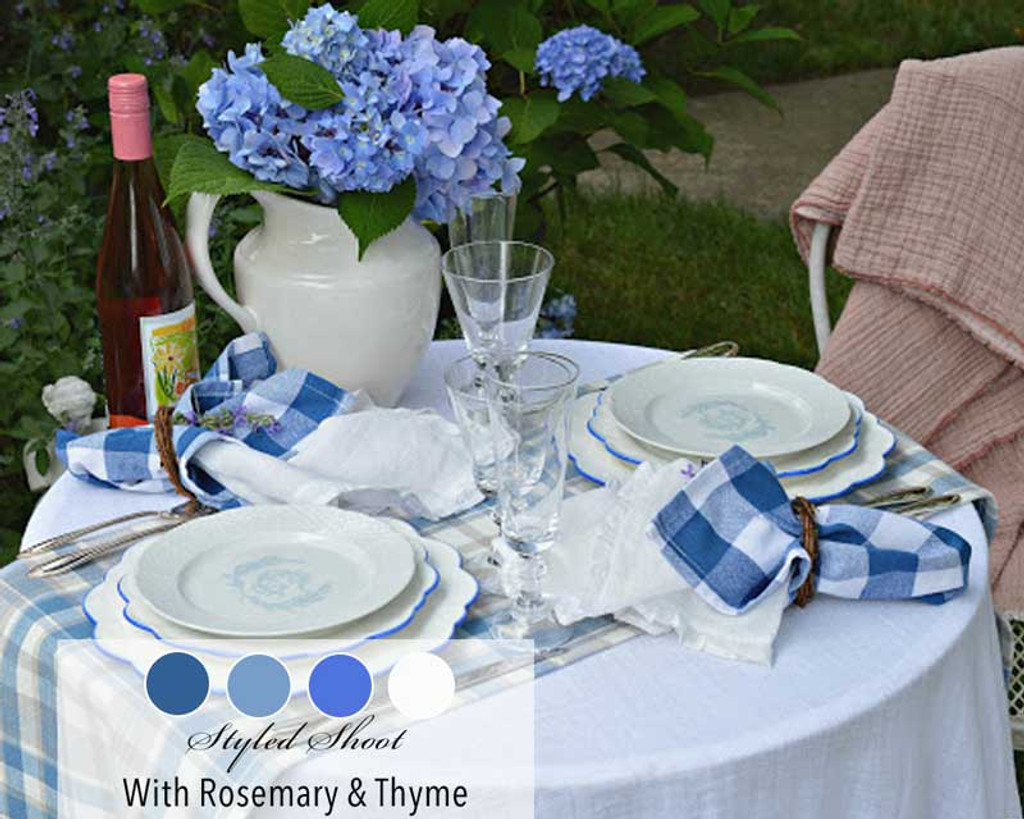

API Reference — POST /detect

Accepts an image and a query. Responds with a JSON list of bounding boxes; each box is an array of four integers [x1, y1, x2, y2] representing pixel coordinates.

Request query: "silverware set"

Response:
[[21, 501, 215, 578], [859, 486, 962, 517]]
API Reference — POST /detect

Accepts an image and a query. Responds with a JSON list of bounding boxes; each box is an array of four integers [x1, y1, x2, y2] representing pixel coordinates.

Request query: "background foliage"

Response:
[[1, 0, 1017, 558], [0, 0, 790, 557]]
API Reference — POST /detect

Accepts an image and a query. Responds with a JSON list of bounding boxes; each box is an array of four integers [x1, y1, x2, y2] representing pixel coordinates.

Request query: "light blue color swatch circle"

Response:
[[146, 652, 209, 716], [308, 654, 373, 718], [227, 654, 291, 718]]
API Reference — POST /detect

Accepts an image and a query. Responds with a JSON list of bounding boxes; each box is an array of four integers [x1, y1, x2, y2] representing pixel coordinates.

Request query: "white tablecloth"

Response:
[[24, 340, 1021, 819]]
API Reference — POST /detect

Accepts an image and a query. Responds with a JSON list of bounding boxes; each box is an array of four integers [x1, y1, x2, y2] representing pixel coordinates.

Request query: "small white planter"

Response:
[[22, 417, 108, 492]]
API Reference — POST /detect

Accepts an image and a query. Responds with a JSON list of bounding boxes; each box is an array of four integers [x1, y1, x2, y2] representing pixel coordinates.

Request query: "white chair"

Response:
[[808, 221, 834, 359], [805, 219, 1024, 747]]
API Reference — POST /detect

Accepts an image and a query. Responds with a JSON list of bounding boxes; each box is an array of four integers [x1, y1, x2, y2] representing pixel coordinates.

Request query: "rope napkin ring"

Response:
[[154, 406, 201, 514], [792, 496, 819, 607]]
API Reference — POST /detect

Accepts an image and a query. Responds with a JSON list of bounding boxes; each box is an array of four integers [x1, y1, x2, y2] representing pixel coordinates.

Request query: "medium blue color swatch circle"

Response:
[[308, 654, 373, 718], [146, 652, 209, 716], [227, 654, 291, 718]]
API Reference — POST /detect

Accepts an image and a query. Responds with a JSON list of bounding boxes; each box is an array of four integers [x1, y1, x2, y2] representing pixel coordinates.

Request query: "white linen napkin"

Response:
[[191, 407, 483, 520], [546, 460, 788, 665]]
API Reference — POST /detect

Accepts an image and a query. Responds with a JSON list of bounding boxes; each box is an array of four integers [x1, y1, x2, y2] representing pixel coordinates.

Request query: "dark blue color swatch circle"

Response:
[[228, 654, 291, 718], [308, 654, 373, 718], [146, 652, 209, 716]]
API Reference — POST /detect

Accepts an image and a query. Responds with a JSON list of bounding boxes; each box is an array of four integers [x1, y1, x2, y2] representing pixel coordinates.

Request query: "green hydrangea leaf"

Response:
[[179, 51, 218, 95], [698, 65, 780, 112], [729, 26, 802, 44], [646, 74, 688, 119], [603, 77, 658, 107], [260, 53, 344, 110], [632, 4, 699, 45], [338, 177, 417, 261], [604, 142, 678, 197], [357, 0, 420, 34], [503, 91, 561, 145], [166, 139, 290, 203], [239, 0, 310, 41], [727, 4, 759, 34], [154, 133, 201, 193], [467, 1, 542, 71], [699, 0, 730, 31]]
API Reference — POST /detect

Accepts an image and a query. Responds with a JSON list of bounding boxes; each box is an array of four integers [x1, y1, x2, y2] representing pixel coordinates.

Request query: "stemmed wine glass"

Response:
[[441, 240, 553, 369], [441, 239, 554, 591], [447, 190, 517, 248], [485, 352, 579, 648]]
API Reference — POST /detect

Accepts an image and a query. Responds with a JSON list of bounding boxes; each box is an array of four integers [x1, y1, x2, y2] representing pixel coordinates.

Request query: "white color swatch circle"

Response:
[[387, 652, 455, 720]]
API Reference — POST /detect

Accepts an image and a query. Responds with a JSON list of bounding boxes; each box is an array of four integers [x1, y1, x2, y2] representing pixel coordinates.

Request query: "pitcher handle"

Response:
[[186, 193, 260, 333]]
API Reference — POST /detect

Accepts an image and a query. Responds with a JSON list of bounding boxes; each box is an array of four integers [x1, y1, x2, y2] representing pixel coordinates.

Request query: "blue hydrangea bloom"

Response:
[[537, 293, 577, 339], [402, 26, 523, 222], [535, 25, 645, 102], [197, 44, 311, 189], [282, 6, 368, 76], [196, 6, 523, 220], [287, 18, 425, 196]]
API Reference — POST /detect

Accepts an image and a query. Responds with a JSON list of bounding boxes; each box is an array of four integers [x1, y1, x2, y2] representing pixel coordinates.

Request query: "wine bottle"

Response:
[[96, 73, 200, 428]]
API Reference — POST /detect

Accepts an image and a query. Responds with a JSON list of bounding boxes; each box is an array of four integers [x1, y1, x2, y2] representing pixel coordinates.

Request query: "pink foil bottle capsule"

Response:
[[108, 73, 153, 161]]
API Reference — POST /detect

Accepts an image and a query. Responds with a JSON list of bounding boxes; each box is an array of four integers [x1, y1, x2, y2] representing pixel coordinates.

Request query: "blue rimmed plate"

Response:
[[570, 392, 895, 503], [608, 357, 851, 459], [118, 518, 439, 659], [82, 536, 479, 696], [589, 391, 865, 478], [133, 506, 416, 638]]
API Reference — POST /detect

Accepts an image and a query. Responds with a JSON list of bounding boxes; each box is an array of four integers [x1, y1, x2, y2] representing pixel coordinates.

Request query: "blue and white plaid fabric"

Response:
[[650, 446, 972, 615], [56, 333, 359, 507]]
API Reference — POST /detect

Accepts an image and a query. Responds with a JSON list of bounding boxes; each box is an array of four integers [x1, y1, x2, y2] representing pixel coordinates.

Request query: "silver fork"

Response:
[[21, 501, 200, 557], [860, 486, 933, 510], [26, 503, 215, 578], [856, 487, 962, 518]]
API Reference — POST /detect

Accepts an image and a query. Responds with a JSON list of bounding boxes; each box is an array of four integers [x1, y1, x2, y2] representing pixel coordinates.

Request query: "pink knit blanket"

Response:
[[791, 47, 1024, 614]]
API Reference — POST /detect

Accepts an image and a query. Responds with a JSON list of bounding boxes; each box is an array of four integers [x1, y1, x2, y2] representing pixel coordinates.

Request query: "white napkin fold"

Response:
[[192, 407, 483, 520], [547, 460, 788, 665]]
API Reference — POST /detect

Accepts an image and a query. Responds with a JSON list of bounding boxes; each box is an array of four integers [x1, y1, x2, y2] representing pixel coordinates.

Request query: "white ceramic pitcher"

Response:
[[186, 191, 441, 406]]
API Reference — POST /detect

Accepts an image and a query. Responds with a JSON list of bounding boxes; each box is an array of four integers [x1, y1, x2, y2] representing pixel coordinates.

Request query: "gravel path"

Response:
[[582, 69, 896, 218]]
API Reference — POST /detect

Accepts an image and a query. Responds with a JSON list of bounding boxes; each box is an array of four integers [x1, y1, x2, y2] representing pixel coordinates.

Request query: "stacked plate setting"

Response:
[[570, 357, 896, 503], [84, 505, 479, 693]]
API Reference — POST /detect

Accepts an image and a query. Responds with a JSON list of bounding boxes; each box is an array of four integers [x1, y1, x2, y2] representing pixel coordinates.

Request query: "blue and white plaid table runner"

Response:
[[0, 374, 997, 817]]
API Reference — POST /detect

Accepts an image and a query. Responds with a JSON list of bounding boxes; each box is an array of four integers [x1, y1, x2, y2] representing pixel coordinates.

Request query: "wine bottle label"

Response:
[[139, 303, 201, 419]]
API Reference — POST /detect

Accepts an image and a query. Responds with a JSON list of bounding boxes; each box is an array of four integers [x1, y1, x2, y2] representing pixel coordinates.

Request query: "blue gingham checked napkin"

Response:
[[649, 446, 972, 615], [57, 333, 359, 506]]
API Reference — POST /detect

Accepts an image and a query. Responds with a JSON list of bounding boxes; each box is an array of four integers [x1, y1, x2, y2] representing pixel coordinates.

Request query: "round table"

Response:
[[23, 340, 1021, 819]]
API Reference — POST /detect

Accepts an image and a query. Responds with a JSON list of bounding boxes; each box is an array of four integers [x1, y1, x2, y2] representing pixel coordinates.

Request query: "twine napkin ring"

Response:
[[791, 496, 819, 607], [154, 406, 202, 514]]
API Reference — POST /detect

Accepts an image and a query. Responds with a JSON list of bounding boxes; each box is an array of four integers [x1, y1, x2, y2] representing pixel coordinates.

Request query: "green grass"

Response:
[[547, 192, 850, 369], [720, 0, 1021, 84]]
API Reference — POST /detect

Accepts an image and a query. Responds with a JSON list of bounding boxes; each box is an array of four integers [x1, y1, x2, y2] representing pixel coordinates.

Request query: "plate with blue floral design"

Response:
[[133, 506, 416, 638], [608, 357, 850, 459]]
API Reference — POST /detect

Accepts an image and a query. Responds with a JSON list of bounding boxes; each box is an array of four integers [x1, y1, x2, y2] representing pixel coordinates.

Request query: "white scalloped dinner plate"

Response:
[[83, 537, 478, 695], [119, 519, 439, 658], [133, 506, 416, 638], [570, 392, 895, 502], [589, 391, 865, 478], [609, 357, 851, 459]]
